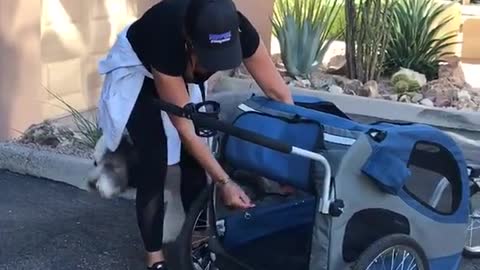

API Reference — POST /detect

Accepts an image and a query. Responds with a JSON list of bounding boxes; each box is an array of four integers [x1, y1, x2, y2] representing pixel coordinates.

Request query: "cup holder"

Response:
[[187, 101, 221, 138]]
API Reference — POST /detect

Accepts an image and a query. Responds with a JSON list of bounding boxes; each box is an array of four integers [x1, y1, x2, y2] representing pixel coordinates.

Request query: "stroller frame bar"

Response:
[[292, 146, 333, 214]]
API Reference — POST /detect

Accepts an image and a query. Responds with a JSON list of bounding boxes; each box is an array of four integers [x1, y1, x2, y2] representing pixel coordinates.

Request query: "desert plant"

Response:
[[44, 87, 102, 149], [384, 0, 458, 80], [345, 0, 396, 83], [272, 0, 341, 78], [391, 73, 422, 93]]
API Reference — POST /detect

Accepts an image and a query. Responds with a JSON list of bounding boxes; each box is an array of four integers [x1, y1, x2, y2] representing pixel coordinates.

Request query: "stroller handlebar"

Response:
[[154, 99, 293, 154]]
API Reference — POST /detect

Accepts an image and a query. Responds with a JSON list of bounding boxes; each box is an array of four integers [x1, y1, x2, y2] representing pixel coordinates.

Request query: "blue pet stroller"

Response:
[[158, 94, 479, 270]]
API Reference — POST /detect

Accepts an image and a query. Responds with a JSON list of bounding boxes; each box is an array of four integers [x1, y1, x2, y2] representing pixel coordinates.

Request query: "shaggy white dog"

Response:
[[85, 134, 137, 198]]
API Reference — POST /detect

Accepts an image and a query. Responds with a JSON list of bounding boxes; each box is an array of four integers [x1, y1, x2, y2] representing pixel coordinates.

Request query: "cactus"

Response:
[[391, 73, 410, 85], [407, 79, 421, 92], [345, 0, 396, 82], [394, 80, 410, 94]]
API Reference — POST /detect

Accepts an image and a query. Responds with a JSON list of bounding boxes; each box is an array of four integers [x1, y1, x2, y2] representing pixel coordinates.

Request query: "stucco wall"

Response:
[[0, 0, 275, 141], [0, 0, 42, 140]]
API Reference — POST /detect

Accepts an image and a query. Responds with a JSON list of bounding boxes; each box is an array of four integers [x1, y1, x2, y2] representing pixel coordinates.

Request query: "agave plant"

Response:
[[272, 0, 341, 78], [384, 0, 458, 80]]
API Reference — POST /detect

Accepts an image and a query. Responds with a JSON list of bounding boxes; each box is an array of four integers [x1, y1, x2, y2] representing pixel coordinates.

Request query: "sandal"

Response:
[[147, 262, 167, 270]]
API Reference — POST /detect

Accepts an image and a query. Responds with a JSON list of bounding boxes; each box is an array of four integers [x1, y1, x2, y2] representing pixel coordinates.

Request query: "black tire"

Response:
[[353, 234, 429, 270], [169, 187, 212, 270]]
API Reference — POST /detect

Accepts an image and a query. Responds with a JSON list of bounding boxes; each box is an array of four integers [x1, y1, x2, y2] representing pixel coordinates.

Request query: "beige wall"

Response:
[[0, 0, 42, 140], [40, 0, 158, 119], [234, 0, 275, 52], [0, 0, 275, 141]]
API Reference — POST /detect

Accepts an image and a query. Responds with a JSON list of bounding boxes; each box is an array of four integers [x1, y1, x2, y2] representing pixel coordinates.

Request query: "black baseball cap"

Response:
[[186, 0, 242, 72]]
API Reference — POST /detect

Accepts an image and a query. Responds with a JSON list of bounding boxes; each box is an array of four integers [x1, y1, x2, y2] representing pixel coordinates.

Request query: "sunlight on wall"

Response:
[[41, 0, 85, 55], [105, 0, 138, 45]]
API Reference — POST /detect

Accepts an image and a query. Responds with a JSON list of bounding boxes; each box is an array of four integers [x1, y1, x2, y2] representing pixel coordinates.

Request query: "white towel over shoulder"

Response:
[[97, 25, 207, 165]]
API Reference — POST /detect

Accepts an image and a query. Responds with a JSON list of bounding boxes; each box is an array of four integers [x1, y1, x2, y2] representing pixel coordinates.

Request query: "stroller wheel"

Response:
[[353, 234, 429, 270], [463, 205, 480, 258], [173, 187, 217, 270]]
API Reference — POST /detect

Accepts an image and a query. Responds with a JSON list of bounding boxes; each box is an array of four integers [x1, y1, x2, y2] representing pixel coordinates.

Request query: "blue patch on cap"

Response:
[[209, 31, 231, 44]]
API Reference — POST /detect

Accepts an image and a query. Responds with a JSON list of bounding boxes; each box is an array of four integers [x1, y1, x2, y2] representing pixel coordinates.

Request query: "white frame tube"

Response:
[[292, 147, 333, 214]]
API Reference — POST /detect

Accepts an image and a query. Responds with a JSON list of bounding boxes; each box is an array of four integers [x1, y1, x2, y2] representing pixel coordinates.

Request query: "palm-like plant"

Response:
[[272, 0, 341, 79], [384, 0, 458, 80]]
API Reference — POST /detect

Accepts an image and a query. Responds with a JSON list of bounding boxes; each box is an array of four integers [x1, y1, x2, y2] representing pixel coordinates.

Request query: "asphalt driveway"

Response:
[[1, 170, 479, 270]]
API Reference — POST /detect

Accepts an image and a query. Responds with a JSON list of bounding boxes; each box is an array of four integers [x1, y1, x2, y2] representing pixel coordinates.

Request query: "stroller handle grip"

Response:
[[154, 99, 293, 154]]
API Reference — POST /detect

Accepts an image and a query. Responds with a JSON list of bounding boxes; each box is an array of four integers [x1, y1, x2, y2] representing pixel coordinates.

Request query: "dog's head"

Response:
[[86, 135, 133, 199]]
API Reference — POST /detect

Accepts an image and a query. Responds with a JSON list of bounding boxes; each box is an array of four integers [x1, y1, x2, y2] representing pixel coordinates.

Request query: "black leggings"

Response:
[[126, 77, 207, 252]]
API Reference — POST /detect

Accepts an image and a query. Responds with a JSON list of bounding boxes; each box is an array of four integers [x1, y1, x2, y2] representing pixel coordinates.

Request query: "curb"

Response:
[[212, 77, 480, 132], [0, 142, 137, 200]]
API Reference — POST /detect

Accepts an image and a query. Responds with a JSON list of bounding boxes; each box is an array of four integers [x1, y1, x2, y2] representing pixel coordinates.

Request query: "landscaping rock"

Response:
[[309, 71, 336, 90], [422, 78, 460, 107], [344, 79, 363, 95], [399, 94, 412, 103], [392, 68, 427, 88], [411, 93, 424, 103], [438, 56, 466, 87], [358, 80, 379, 98], [17, 121, 76, 148], [420, 98, 434, 107], [325, 55, 346, 75], [290, 78, 312, 88], [386, 94, 399, 101], [327, 85, 345, 95], [456, 90, 479, 111]]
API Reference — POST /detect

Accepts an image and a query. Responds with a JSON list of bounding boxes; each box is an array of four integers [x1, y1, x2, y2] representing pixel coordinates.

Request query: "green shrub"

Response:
[[272, 0, 341, 78], [384, 0, 458, 80]]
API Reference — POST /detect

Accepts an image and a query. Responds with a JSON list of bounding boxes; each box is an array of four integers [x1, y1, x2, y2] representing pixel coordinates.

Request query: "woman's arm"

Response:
[[151, 69, 254, 208], [152, 70, 227, 181], [243, 39, 294, 104]]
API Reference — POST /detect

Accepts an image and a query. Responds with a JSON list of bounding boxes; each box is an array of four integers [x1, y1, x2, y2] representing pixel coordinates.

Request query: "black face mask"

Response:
[[191, 70, 215, 84], [184, 40, 215, 85]]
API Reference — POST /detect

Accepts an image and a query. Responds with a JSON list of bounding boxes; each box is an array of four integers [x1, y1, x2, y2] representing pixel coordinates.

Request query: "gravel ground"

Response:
[[6, 140, 93, 159]]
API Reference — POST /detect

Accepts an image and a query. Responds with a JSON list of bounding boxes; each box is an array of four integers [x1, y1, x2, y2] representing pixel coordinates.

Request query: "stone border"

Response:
[[213, 77, 480, 132]]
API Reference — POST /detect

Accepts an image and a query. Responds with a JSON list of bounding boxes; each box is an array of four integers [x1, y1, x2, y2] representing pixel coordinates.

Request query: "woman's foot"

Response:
[[148, 261, 167, 269], [147, 250, 166, 269]]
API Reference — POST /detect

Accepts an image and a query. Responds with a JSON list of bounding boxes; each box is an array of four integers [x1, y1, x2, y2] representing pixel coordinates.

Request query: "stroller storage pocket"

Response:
[[216, 188, 316, 270], [223, 111, 324, 191]]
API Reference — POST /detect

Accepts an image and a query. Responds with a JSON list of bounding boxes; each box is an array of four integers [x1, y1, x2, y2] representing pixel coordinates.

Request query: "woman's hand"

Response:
[[218, 180, 255, 209]]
